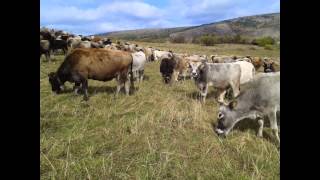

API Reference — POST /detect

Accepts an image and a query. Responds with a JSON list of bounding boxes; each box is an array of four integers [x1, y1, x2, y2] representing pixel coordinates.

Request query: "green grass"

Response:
[[40, 43, 280, 179]]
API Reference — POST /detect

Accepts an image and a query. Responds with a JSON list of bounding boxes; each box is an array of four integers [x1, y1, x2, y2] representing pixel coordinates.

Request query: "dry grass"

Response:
[[40, 43, 280, 179]]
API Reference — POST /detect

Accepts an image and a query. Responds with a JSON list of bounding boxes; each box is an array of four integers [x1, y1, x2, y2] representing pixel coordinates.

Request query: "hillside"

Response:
[[98, 13, 279, 42], [97, 26, 196, 41]]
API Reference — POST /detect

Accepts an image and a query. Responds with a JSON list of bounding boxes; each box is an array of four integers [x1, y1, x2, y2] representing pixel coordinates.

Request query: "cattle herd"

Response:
[[41, 28, 280, 143]]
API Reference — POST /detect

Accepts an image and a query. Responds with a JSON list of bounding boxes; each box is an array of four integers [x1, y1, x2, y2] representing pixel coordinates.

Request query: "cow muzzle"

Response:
[[264, 68, 273, 73], [191, 72, 198, 77], [215, 128, 227, 138]]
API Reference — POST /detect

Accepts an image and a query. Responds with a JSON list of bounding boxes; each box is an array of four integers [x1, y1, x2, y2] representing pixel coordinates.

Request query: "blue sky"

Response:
[[40, 0, 280, 35]]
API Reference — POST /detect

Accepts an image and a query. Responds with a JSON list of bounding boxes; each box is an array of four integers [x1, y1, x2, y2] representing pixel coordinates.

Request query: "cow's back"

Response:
[[234, 61, 255, 84], [203, 63, 241, 87], [238, 72, 280, 110], [60, 48, 133, 81], [131, 51, 147, 71]]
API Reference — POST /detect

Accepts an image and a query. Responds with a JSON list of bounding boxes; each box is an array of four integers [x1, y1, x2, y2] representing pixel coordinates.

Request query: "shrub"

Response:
[[252, 37, 275, 47], [170, 36, 186, 43], [198, 34, 252, 45], [264, 44, 274, 50], [200, 35, 217, 46]]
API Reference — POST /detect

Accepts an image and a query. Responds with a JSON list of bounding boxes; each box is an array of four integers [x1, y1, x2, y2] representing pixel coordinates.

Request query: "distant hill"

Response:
[[97, 13, 279, 42], [96, 26, 196, 41]]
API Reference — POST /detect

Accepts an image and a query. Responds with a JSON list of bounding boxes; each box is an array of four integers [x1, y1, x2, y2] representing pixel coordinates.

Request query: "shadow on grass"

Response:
[[143, 75, 150, 81], [58, 86, 116, 95], [185, 89, 218, 101]]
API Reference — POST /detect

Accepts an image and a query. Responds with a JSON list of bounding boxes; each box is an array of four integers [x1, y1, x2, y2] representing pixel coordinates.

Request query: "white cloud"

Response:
[[40, 0, 280, 35]]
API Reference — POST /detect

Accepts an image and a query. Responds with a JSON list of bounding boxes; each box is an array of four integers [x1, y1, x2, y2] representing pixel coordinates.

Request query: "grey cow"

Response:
[[190, 62, 241, 103], [215, 72, 280, 143]]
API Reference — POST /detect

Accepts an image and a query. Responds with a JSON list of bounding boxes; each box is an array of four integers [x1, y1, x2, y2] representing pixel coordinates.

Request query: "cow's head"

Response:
[[189, 61, 204, 78], [263, 60, 275, 73], [48, 72, 64, 93], [215, 101, 238, 137]]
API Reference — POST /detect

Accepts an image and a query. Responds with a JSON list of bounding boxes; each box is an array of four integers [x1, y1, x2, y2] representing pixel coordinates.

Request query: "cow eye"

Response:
[[218, 112, 224, 119]]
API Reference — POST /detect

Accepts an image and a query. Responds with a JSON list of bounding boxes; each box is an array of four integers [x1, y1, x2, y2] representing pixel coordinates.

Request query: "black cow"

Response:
[[160, 57, 176, 84]]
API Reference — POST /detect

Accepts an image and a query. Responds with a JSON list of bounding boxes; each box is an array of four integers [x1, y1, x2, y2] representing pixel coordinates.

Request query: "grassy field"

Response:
[[40, 43, 280, 179], [132, 42, 280, 60]]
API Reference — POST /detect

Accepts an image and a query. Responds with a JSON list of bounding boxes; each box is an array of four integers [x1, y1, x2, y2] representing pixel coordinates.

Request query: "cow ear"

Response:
[[229, 100, 237, 109]]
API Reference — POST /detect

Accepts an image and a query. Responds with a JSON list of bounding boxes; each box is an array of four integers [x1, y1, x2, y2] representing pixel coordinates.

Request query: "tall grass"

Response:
[[40, 43, 280, 179]]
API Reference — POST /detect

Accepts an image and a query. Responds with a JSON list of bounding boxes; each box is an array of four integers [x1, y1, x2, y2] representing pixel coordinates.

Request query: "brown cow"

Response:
[[91, 37, 102, 42], [48, 48, 134, 101], [160, 53, 190, 83], [248, 56, 264, 70], [172, 54, 190, 81]]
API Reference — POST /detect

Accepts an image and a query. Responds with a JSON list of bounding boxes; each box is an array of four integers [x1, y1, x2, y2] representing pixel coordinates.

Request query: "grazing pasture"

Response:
[[40, 43, 279, 179]]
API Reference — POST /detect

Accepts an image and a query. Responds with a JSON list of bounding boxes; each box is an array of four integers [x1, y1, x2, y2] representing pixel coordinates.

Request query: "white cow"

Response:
[[233, 60, 255, 84], [131, 51, 147, 83], [153, 50, 173, 61]]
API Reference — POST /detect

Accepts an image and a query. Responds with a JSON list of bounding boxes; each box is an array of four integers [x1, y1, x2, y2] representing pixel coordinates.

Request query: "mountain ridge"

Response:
[[96, 12, 279, 42]]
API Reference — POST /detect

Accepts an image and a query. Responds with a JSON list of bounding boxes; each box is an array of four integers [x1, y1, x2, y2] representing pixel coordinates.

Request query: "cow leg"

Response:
[[230, 82, 240, 98], [45, 52, 51, 62], [268, 109, 280, 143], [73, 82, 81, 95], [199, 84, 208, 103], [81, 78, 89, 101], [124, 78, 131, 96], [135, 71, 139, 83], [139, 69, 144, 82], [217, 89, 227, 103], [130, 72, 135, 93], [257, 119, 264, 138], [182, 70, 187, 81], [50, 50, 54, 59], [116, 74, 124, 96], [173, 71, 179, 81], [116, 81, 123, 96]]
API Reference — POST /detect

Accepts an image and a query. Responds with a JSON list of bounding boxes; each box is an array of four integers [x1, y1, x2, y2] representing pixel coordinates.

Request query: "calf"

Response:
[[48, 48, 134, 101], [215, 72, 280, 143]]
